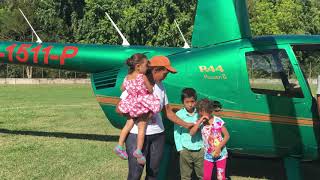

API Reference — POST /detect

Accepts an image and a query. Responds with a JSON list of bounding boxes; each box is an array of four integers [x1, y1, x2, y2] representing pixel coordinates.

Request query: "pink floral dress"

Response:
[[118, 74, 161, 118], [201, 116, 228, 162]]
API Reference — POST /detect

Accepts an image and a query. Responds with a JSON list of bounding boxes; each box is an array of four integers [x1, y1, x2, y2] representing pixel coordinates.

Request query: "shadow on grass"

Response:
[[0, 128, 119, 142], [227, 154, 320, 180]]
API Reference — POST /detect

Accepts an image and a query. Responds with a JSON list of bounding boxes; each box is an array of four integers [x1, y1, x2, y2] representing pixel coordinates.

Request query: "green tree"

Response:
[[274, 0, 304, 34], [249, 0, 281, 35], [301, 0, 320, 35]]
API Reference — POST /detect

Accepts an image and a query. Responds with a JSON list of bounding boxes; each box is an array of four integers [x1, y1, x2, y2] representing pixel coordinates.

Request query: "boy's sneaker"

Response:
[[133, 149, 146, 165], [114, 145, 128, 160]]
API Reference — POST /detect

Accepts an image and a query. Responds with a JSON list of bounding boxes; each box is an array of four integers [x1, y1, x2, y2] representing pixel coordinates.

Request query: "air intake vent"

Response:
[[92, 68, 120, 89]]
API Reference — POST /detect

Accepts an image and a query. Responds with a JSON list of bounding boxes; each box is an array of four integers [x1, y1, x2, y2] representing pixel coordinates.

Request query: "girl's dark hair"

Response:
[[196, 99, 222, 113], [126, 53, 147, 74], [181, 88, 197, 102], [145, 68, 155, 85]]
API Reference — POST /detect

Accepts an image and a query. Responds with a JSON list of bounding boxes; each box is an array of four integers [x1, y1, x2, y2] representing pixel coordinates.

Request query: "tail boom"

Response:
[[0, 41, 184, 73]]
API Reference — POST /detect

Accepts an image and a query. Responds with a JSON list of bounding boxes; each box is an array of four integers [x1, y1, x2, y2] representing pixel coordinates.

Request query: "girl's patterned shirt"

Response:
[[201, 116, 228, 162]]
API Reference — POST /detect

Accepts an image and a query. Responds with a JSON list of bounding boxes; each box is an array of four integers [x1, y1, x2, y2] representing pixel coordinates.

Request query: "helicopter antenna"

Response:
[[105, 12, 130, 46], [174, 20, 190, 49], [19, 8, 42, 44]]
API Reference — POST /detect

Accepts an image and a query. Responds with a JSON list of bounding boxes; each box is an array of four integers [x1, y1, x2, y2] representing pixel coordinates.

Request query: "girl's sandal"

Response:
[[133, 149, 146, 165], [114, 145, 128, 160]]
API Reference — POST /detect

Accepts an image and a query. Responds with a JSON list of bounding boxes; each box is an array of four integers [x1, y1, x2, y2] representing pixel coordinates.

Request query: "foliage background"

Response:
[[0, 0, 320, 78]]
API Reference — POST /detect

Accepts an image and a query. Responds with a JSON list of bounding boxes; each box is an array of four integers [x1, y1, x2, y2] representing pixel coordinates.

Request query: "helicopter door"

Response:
[[244, 48, 304, 99], [239, 46, 313, 155]]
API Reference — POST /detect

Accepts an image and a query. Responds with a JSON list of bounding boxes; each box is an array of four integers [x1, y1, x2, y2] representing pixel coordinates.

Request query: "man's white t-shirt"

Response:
[[120, 83, 168, 135], [317, 75, 320, 95]]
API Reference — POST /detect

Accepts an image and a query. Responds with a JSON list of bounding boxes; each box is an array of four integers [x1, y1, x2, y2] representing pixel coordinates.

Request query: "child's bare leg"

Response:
[[114, 118, 134, 160], [118, 119, 134, 146], [136, 118, 147, 150], [133, 113, 150, 165]]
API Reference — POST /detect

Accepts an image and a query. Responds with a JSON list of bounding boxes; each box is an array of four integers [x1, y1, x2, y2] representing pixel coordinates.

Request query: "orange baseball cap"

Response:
[[149, 56, 177, 73]]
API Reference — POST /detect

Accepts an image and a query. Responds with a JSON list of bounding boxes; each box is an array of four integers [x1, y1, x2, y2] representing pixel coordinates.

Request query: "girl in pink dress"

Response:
[[190, 99, 230, 180], [114, 53, 160, 165]]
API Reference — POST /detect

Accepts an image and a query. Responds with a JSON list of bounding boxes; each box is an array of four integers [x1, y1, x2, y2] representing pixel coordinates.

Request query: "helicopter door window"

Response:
[[245, 49, 303, 98], [292, 44, 320, 97]]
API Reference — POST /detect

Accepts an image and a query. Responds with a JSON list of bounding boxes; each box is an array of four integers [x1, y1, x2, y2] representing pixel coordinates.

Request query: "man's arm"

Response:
[[163, 104, 193, 129]]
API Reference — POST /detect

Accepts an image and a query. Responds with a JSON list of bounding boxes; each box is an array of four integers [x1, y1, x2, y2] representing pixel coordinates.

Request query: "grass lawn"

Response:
[[0, 84, 318, 179], [0, 85, 127, 179]]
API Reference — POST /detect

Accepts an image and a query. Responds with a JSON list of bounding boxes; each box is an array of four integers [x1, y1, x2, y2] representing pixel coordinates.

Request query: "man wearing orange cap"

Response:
[[123, 55, 193, 180], [149, 55, 177, 73]]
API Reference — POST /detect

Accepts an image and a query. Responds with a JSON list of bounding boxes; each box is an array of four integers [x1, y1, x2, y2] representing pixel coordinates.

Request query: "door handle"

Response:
[[256, 94, 261, 100]]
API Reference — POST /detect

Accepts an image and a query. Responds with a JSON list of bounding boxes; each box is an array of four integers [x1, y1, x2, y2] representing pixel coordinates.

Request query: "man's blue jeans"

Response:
[[125, 132, 165, 180]]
